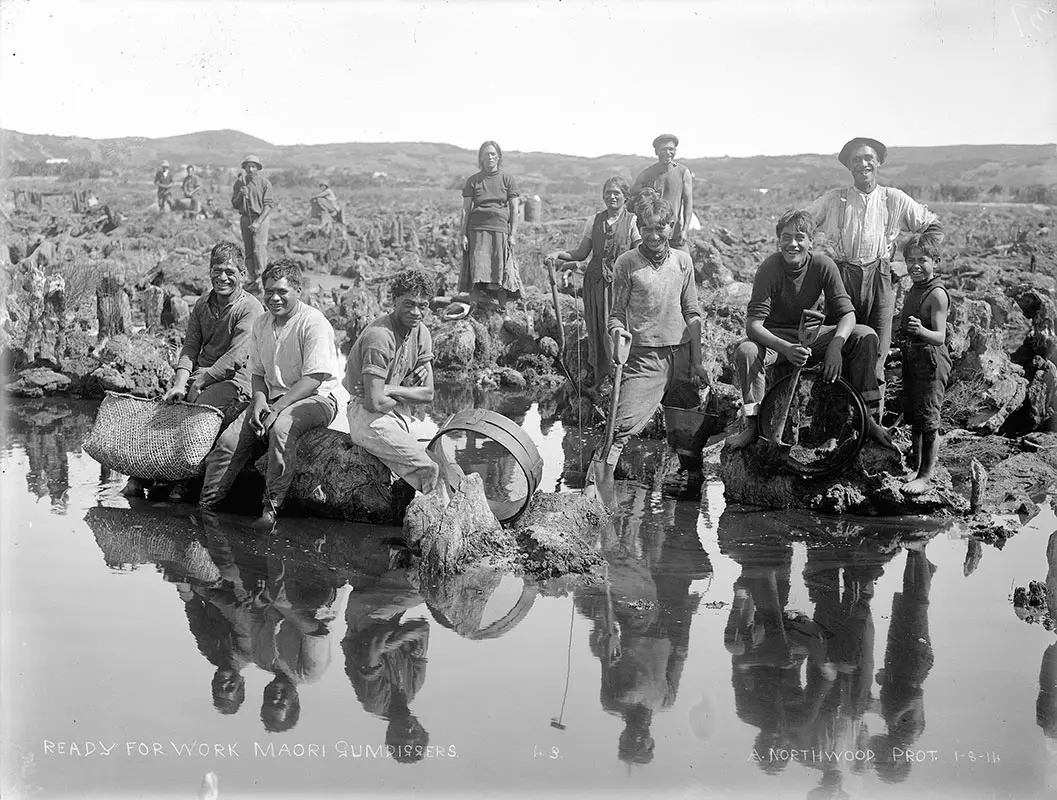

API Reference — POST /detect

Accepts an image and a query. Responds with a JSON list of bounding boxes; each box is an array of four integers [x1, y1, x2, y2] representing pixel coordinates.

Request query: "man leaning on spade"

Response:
[[231, 154, 276, 287]]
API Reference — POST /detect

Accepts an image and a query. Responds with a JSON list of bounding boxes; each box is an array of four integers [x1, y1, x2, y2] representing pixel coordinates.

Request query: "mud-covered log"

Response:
[[718, 439, 970, 516], [252, 427, 413, 524], [512, 491, 609, 579]]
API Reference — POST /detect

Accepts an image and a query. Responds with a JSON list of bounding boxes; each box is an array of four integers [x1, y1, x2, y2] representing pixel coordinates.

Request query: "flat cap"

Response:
[[838, 137, 887, 167], [652, 133, 679, 149]]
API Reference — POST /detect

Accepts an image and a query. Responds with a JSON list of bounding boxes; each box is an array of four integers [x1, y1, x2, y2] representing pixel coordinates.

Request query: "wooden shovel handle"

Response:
[[611, 329, 633, 366]]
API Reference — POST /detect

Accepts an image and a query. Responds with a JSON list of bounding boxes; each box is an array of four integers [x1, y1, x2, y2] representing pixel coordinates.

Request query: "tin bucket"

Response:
[[662, 405, 720, 458], [428, 409, 544, 523]]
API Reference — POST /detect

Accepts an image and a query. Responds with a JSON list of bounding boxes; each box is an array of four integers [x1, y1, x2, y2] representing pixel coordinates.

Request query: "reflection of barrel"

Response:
[[428, 409, 543, 523], [524, 195, 542, 223]]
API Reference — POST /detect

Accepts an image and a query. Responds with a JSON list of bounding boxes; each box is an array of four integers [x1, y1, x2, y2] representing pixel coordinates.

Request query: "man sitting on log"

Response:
[[728, 209, 894, 450], [200, 259, 340, 528], [345, 269, 444, 498], [123, 242, 265, 502]]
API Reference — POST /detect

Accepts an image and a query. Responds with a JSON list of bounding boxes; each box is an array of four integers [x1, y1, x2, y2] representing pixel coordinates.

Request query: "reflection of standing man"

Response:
[[231, 154, 276, 285], [630, 134, 693, 252], [806, 138, 944, 412]]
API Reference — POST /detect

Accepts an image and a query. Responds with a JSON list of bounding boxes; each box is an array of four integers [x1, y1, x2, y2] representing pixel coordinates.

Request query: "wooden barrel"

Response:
[[524, 195, 542, 223], [428, 408, 543, 523]]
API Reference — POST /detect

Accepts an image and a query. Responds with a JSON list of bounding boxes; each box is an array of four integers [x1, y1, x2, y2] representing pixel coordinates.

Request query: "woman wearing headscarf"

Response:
[[546, 177, 640, 387], [459, 141, 522, 312]]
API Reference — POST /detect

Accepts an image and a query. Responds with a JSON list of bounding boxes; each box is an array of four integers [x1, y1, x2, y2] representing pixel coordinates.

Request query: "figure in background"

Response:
[[199, 260, 339, 528], [231, 155, 276, 286], [122, 242, 264, 502], [154, 160, 175, 211], [898, 236, 952, 495], [310, 181, 342, 234], [545, 177, 641, 388], [345, 269, 442, 497], [459, 141, 522, 313], [182, 164, 202, 216], [806, 137, 944, 416], [630, 134, 693, 253]]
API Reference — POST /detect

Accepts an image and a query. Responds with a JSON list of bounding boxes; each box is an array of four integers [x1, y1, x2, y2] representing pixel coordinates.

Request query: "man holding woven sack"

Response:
[[121, 241, 264, 501], [200, 259, 340, 529]]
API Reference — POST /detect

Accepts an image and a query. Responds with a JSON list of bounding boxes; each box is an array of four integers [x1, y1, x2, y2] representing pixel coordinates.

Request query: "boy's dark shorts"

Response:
[[902, 345, 951, 432]]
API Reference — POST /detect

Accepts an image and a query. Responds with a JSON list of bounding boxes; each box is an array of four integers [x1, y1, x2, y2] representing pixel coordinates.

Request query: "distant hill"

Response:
[[2, 128, 1055, 195]]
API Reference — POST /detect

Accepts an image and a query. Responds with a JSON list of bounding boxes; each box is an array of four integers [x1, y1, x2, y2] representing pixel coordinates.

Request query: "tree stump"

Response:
[[96, 274, 132, 341], [141, 285, 165, 331]]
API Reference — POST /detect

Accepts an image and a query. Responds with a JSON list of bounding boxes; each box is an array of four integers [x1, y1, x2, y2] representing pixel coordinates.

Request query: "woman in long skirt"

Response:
[[545, 177, 640, 387], [459, 141, 523, 311]]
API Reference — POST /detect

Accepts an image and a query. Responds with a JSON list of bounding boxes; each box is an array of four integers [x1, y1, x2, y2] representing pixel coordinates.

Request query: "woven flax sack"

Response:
[[83, 391, 224, 481]]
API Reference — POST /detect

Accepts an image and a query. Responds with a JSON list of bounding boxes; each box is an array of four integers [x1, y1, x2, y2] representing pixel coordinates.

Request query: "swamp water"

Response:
[[2, 393, 1056, 800]]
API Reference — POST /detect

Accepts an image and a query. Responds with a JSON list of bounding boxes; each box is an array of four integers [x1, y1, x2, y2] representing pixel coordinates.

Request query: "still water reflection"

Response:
[[2, 396, 1056, 799]]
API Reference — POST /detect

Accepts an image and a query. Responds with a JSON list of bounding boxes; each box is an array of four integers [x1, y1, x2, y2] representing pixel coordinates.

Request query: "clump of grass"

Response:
[[942, 374, 990, 429]]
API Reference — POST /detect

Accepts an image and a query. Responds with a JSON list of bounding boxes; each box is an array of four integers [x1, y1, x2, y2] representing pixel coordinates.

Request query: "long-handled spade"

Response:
[[546, 258, 605, 421], [586, 328, 633, 490], [769, 308, 826, 446]]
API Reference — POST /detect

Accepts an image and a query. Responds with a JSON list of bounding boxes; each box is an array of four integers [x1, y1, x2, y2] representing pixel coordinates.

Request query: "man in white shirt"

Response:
[[806, 137, 944, 416], [200, 259, 339, 528]]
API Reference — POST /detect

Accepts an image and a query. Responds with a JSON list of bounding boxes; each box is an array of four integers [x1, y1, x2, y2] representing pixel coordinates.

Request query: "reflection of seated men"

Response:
[[720, 525, 819, 774], [254, 554, 341, 733], [346, 269, 441, 496], [870, 545, 936, 784], [181, 515, 271, 715], [342, 570, 430, 763], [728, 209, 893, 451]]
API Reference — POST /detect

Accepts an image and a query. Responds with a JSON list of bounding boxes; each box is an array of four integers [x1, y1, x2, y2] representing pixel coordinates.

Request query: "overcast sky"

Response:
[[2, 0, 1055, 158]]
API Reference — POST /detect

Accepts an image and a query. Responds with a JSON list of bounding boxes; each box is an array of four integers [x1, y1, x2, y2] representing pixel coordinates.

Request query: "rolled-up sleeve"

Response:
[[895, 188, 938, 235], [679, 256, 701, 323], [608, 257, 632, 333], [300, 317, 338, 380]]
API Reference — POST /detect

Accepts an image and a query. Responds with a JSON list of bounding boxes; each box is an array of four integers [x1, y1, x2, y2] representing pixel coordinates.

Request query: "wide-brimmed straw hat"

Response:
[[241, 154, 263, 169], [838, 137, 887, 167]]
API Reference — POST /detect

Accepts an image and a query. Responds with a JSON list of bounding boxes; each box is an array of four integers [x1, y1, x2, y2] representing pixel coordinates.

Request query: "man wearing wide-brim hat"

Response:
[[806, 136, 944, 418], [154, 159, 175, 212], [630, 134, 694, 253], [231, 154, 276, 284]]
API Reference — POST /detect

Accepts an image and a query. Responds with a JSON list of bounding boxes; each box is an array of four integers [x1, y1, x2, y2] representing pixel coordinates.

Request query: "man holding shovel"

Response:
[[729, 209, 894, 450], [600, 195, 709, 474], [231, 155, 275, 286]]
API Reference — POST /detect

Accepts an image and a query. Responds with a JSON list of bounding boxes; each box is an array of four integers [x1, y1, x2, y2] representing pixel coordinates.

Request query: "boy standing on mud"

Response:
[[605, 195, 709, 467], [728, 209, 894, 451], [899, 235, 951, 495], [345, 269, 441, 496], [231, 155, 275, 285], [200, 260, 339, 528]]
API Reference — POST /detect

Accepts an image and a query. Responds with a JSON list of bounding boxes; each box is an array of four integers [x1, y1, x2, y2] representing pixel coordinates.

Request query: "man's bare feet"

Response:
[[902, 476, 933, 496], [866, 418, 899, 452], [727, 419, 759, 451]]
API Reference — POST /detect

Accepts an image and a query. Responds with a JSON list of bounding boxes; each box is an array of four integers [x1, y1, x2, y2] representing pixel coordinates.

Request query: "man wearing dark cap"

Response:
[[806, 137, 944, 417], [231, 155, 276, 285], [630, 134, 694, 252]]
